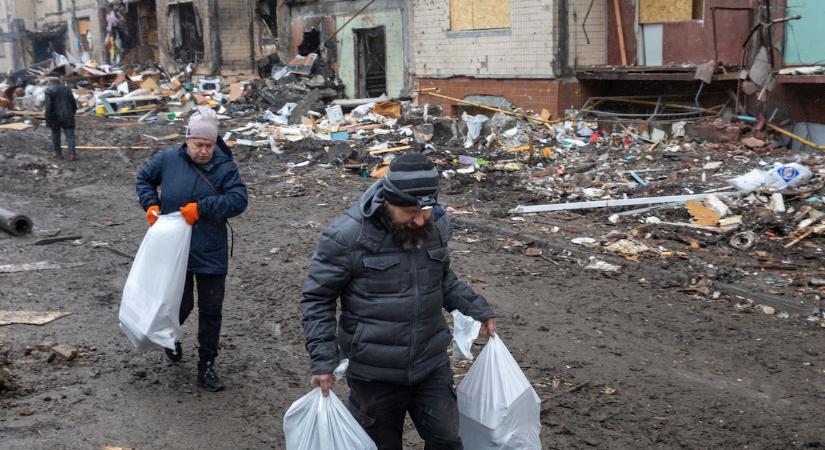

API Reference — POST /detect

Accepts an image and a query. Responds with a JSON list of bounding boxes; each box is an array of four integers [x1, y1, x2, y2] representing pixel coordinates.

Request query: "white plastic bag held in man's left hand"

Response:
[[457, 335, 542, 449], [119, 212, 191, 352], [283, 388, 377, 450]]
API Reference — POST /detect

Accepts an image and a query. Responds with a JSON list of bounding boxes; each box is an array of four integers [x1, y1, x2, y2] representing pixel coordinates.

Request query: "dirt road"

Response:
[[1, 117, 823, 449]]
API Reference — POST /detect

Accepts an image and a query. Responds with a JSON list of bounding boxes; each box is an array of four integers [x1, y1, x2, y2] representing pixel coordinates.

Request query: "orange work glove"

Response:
[[146, 205, 160, 226], [180, 202, 199, 225]]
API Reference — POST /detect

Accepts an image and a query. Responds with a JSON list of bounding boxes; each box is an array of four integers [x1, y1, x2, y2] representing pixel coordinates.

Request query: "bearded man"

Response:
[[300, 153, 496, 449]]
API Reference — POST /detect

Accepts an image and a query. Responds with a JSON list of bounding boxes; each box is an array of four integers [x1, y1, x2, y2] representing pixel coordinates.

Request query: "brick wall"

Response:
[[218, 0, 258, 73], [415, 76, 591, 118], [409, 0, 558, 79], [156, 0, 257, 76]]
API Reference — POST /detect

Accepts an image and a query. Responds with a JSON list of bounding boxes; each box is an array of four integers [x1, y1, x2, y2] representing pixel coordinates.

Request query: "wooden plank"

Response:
[[450, 0, 474, 31], [369, 145, 411, 155], [0, 261, 84, 273], [613, 0, 628, 65], [639, 0, 693, 24], [0, 123, 32, 130], [473, 0, 510, 30], [0, 310, 72, 326]]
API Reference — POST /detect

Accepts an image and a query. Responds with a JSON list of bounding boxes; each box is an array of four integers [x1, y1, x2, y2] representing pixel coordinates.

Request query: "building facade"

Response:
[[409, 0, 608, 117], [0, 0, 105, 74]]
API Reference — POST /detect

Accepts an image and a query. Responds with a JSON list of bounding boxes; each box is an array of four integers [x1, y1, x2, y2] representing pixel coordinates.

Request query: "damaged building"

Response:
[[0, 0, 105, 74], [409, 0, 608, 118], [285, 0, 409, 99], [0, 0, 288, 78], [153, 0, 286, 76], [573, 0, 825, 148]]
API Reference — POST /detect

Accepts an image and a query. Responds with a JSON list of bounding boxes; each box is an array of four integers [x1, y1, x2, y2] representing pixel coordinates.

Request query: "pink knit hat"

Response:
[[186, 106, 218, 142]]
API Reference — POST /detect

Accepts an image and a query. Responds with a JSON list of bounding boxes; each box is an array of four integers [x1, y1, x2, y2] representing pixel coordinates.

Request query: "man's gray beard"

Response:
[[380, 208, 433, 250]]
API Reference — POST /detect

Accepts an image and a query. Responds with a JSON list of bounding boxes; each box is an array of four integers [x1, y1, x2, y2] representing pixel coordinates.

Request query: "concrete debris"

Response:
[[51, 344, 78, 361]]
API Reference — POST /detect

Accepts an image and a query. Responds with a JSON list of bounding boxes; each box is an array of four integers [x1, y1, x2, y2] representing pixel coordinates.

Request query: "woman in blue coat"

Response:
[[135, 106, 248, 391]]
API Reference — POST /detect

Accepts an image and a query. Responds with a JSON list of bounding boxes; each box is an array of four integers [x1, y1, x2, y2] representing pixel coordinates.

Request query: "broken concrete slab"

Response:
[[742, 137, 766, 148], [51, 344, 78, 361]]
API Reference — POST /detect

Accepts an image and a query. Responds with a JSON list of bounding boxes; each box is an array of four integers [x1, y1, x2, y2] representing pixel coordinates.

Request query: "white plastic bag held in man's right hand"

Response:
[[283, 387, 377, 450], [457, 335, 542, 449]]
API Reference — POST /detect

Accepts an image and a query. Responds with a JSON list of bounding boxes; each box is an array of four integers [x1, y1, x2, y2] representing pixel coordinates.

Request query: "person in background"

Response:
[[135, 106, 248, 392], [44, 76, 77, 160]]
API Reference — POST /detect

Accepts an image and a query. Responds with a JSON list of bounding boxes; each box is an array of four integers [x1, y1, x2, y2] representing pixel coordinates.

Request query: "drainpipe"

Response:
[[207, 0, 221, 75], [247, 0, 255, 74]]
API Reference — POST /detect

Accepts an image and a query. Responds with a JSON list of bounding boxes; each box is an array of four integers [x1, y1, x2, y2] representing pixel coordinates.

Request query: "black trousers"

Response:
[[347, 363, 462, 450], [179, 272, 226, 366]]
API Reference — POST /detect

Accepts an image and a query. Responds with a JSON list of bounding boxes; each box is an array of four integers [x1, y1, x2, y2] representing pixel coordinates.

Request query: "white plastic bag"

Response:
[[119, 213, 191, 351], [451, 310, 481, 360], [729, 163, 812, 193], [462, 112, 489, 148], [457, 336, 542, 450], [283, 367, 377, 450]]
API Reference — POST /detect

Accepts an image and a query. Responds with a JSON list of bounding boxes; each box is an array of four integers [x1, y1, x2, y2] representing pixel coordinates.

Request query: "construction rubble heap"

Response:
[[3, 55, 825, 319]]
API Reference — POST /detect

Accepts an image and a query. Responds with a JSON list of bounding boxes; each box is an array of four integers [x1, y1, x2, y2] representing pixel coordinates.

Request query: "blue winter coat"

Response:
[[135, 139, 248, 274]]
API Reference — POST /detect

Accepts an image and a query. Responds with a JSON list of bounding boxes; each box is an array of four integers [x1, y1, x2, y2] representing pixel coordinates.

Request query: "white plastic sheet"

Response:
[[457, 336, 542, 450], [283, 387, 376, 450], [119, 213, 191, 351], [451, 310, 481, 360]]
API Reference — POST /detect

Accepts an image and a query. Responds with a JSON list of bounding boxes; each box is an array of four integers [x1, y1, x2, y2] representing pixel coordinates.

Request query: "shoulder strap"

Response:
[[186, 160, 221, 195], [185, 157, 235, 257]]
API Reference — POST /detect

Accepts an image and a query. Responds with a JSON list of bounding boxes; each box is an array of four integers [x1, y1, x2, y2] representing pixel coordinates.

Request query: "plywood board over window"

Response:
[[639, 0, 693, 24], [451, 0, 511, 31]]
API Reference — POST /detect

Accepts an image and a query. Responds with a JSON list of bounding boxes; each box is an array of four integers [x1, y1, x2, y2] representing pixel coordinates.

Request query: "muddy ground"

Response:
[[1, 116, 824, 449]]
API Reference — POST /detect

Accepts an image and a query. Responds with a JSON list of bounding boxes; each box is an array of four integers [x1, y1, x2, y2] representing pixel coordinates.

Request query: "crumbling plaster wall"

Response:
[[335, 9, 405, 98], [410, 0, 558, 79], [287, 0, 408, 95]]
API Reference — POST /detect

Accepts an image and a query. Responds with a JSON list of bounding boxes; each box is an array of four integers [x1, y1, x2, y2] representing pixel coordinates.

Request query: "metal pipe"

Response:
[[0, 207, 33, 235], [417, 88, 603, 125]]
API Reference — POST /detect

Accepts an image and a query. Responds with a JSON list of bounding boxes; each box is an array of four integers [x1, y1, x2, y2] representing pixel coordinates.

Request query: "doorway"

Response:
[[168, 2, 204, 63], [354, 27, 386, 98]]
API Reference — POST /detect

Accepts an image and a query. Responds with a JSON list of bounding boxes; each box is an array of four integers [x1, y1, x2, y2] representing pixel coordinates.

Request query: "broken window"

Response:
[[297, 28, 320, 57], [168, 2, 204, 63], [257, 0, 277, 38], [77, 18, 91, 52], [450, 0, 511, 31], [354, 27, 386, 98], [123, 1, 158, 63]]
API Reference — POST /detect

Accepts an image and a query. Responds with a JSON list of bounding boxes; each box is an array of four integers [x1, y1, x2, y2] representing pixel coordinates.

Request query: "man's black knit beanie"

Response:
[[382, 153, 439, 207]]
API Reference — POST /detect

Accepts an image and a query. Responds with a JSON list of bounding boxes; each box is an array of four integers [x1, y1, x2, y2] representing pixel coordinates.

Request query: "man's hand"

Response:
[[479, 318, 497, 338], [146, 205, 160, 226], [180, 202, 199, 225], [311, 373, 336, 397]]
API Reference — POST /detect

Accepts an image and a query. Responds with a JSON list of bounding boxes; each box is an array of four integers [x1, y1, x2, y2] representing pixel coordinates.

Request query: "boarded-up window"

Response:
[[450, 0, 511, 31], [639, 0, 701, 24]]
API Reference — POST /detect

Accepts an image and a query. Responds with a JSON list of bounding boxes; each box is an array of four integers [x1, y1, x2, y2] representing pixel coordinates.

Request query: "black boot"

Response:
[[197, 361, 225, 392], [164, 341, 182, 362]]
